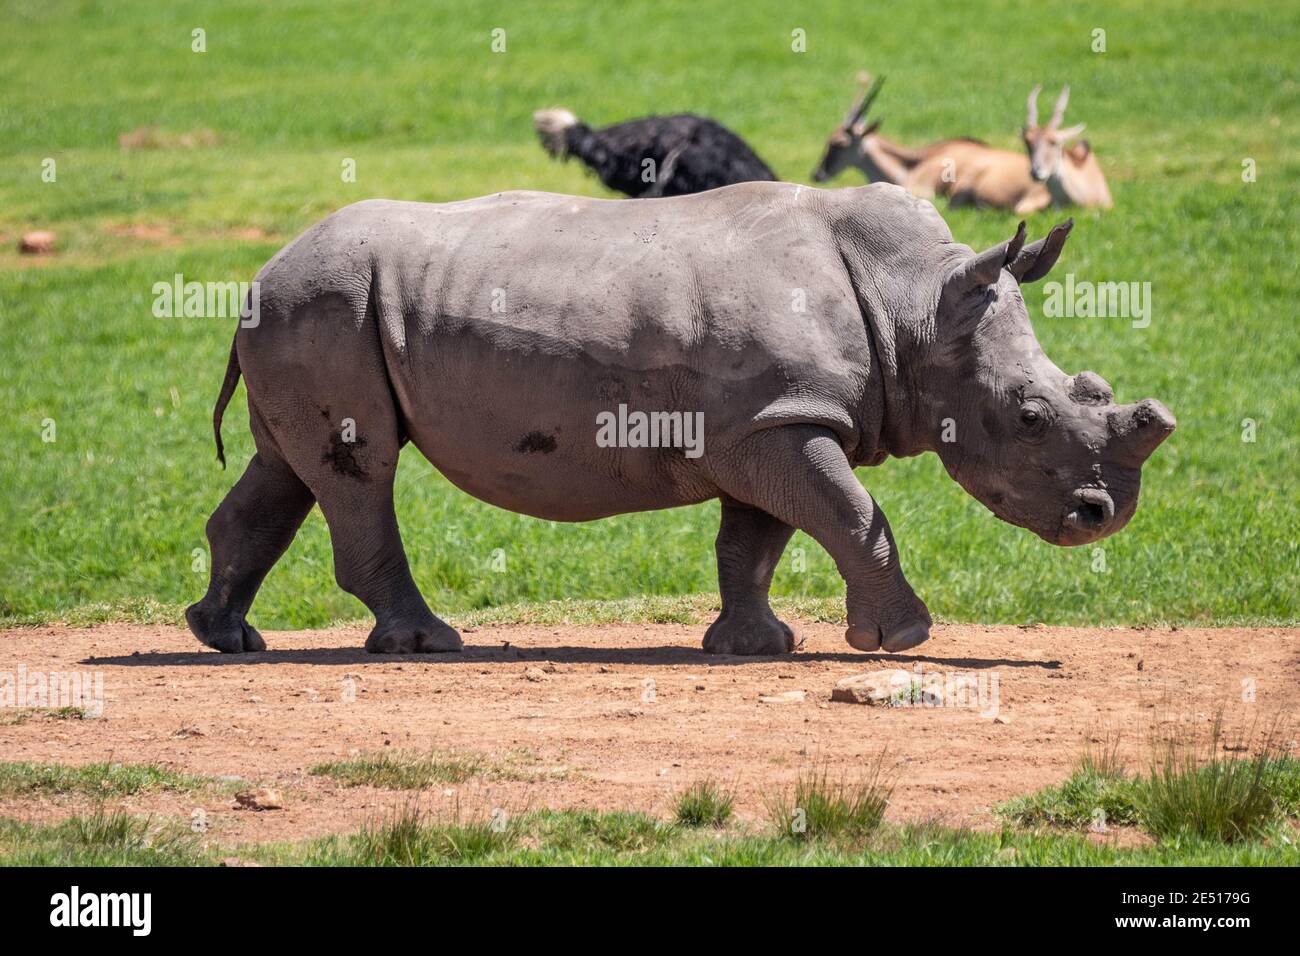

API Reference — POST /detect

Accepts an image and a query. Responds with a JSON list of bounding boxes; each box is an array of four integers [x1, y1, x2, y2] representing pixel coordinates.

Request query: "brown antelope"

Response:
[[1022, 85, 1113, 210], [812, 74, 1052, 214]]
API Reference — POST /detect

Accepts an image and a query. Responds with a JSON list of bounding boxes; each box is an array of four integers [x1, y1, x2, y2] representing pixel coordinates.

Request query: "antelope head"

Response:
[[1022, 85, 1090, 182], [811, 73, 885, 182]]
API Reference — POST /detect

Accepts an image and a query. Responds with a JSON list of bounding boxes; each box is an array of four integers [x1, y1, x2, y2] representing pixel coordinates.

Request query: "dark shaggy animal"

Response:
[[533, 108, 777, 197]]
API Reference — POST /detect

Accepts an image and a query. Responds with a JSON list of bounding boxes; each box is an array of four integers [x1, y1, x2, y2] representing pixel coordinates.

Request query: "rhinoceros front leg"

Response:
[[714, 425, 932, 653], [702, 497, 797, 655]]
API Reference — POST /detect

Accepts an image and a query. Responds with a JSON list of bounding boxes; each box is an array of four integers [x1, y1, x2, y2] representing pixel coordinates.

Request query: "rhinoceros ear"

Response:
[[1008, 219, 1073, 283], [944, 221, 1027, 295]]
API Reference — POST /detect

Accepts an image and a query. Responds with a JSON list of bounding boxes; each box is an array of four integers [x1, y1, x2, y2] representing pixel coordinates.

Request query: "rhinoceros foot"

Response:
[[844, 625, 883, 652], [702, 610, 796, 656], [881, 620, 931, 653], [186, 601, 267, 654], [364, 615, 463, 654], [845, 617, 932, 654]]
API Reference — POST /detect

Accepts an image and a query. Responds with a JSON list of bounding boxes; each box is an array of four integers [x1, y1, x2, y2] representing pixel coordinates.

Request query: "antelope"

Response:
[[812, 74, 1052, 214], [1022, 85, 1113, 210]]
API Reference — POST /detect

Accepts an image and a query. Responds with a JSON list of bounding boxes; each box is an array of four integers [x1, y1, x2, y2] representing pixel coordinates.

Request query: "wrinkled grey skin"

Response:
[[186, 182, 1174, 656]]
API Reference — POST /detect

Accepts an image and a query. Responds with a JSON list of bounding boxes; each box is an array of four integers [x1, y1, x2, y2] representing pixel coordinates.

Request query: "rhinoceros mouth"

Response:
[[1057, 488, 1116, 546]]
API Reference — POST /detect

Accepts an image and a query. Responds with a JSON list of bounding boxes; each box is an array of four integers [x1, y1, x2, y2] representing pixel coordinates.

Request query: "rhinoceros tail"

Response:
[[212, 332, 241, 469]]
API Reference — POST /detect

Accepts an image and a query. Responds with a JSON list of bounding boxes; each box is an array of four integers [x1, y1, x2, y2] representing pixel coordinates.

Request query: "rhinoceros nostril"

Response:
[[1066, 488, 1115, 531], [1077, 500, 1106, 528]]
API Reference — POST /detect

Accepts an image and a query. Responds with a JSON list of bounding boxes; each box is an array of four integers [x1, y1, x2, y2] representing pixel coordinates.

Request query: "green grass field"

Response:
[[3, 759, 1298, 866], [1, 0, 1296, 629]]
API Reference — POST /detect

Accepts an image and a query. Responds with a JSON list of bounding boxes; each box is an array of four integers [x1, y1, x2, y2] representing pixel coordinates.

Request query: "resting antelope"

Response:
[[813, 76, 1110, 215], [812, 75, 1051, 214], [1022, 85, 1113, 210]]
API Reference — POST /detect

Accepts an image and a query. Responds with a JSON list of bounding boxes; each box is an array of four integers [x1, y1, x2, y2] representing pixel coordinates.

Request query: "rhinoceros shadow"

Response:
[[85, 646, 1060, 670]]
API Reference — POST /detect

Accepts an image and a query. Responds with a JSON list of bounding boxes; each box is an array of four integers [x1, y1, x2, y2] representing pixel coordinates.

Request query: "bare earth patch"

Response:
[[0, 622, 1295, 845]]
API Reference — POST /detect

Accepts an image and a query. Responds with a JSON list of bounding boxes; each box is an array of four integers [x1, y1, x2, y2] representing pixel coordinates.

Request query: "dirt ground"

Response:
[[1, 621, 1296, 845]]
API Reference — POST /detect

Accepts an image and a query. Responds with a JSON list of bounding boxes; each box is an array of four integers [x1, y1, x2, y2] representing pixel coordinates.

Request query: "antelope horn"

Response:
[[1049, 84, 1070, 129], [844, 74, 871, 125], [1026, 84, 1041, 127], [846, 73, 885, 127]]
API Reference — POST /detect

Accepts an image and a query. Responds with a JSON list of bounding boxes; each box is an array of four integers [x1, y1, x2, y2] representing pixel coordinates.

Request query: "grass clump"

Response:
[[1, 707, 91, 726], [309, 750, 487, 789], [0, 810, 205, 866], [998, 720, 1300, 843], [0, 761, 210, 798], [768, 758, 894, 842], [307, 806, 513, 866], [998, 734, 1142, 830], [1140, 718, 1297, 843], [539, 810, 675, 852], [674, 780, 734, 828]]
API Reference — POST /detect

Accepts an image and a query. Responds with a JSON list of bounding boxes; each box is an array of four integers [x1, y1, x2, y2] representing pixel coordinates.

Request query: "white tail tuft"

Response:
[[533, 108, 579, 156]]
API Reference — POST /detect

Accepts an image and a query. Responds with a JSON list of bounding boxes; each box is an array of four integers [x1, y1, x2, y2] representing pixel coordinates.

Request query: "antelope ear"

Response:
[[1008, 219, 1073, 283], [944, 221, 1027, 294], [1059, 122, 1087, 142]]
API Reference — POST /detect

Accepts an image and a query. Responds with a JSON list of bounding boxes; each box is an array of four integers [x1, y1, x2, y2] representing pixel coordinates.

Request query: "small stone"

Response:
[[992, 715, 1011, 725], [19, 231, 56, 254], [235, 788, 283, 811], [759, 690, 806, 704], [830, 670, 913, 705], [523, 666, 547, 682]]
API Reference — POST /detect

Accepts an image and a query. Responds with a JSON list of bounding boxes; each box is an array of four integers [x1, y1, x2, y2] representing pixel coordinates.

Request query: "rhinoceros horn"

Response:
[[1107, 399, 1177, 466]]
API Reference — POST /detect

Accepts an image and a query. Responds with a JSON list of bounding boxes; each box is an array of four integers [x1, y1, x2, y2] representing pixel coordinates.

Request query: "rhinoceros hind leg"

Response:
[[702, 497, 797, 655], [310, 470, 462, 655], [241, 339, 462, 655], [186, 451, 315, 653]]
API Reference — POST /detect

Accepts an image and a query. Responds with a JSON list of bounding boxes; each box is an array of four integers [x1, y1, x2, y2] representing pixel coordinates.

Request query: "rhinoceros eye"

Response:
[[1017, 400, 1052, 440]]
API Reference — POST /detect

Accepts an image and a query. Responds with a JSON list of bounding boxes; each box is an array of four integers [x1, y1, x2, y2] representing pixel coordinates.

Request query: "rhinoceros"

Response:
[[186, 181, 1174, 656]]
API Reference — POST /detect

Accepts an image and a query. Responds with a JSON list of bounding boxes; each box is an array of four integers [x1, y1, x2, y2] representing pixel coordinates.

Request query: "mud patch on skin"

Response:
[[323, 433, 369, 480], [515, 431, 558, 454]]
